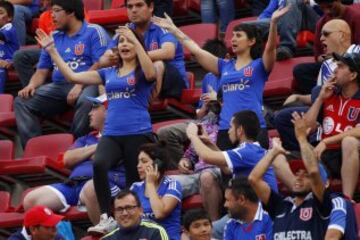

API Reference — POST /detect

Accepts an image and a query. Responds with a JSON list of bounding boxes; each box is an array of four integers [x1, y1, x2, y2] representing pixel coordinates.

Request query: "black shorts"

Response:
[[160, 63, 186, 99], [321, 149, 342, 179]]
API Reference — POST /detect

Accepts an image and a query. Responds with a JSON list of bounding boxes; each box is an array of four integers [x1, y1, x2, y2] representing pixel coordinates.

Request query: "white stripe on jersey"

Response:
[[331, 197, 346, 214], [88, 24, 108, 46]]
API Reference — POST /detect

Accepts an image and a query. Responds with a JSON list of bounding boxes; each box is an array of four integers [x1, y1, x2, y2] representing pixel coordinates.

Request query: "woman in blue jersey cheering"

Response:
[[35, 27, 156, 234], [152, 7, 289, 150]]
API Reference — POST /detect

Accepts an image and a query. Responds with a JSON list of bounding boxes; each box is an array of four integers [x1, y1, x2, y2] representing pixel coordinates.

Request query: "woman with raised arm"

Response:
[[35, 27, 157, 234], [152, 8, 289, 150]]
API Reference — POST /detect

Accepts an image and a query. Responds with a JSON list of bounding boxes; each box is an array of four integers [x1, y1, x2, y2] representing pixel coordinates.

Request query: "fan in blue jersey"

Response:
[[249, 112, 333, 240], [0, 1, 19, 93], [14, 0, 109, 148], [152, 7, 289, 150], [131, 141, 182, 240], [23, 95, 126, 226], [223, 177, 273, 240], [100, 0, 187, 99], [35, 25, 157, 235]]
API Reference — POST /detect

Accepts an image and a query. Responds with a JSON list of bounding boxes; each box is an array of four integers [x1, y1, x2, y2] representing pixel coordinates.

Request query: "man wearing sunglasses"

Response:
[[305, 52, 360, 200], [293, 0, 360, 94], [102, 190, 169, 240]]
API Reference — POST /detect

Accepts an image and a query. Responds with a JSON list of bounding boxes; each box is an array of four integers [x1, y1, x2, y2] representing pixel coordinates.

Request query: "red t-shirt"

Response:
[[321, 93, 360, 149], [314, 4, 360, 59]]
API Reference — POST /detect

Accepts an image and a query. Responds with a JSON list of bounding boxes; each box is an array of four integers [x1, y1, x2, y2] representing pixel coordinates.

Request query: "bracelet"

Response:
[[43, 41, 54, 50]]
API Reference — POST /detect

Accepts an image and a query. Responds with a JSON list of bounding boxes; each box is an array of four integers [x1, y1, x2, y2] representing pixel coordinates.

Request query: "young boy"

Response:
[[183, 208, 214, 240], [0, 0, 19, 93]]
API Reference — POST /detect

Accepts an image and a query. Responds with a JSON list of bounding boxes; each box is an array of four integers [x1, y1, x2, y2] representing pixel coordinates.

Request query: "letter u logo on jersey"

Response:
[[127, 76, 136, 86], [347, 107, 360, 121], [243, 66, 253, 77], [150, 41, 158, 50], [299, 207, 313, 221], [74, 43, 85, 56]]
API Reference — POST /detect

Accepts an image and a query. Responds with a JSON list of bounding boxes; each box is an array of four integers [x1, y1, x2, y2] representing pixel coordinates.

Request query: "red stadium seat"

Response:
[[111, 0, 125, 8], [81, 236, 101, 240], [179, 23, 218, 60], [0, 134, 74, 187], [0, 191, 11, 212], [23, 133, 74, 160], [182, 194, 203, 211], [87, 8, 128, 26], [0, 94, 16, 128], [353, 203, 360, 238], [152, 118, 190, 133], [264, 56, 314, 98], [0, 212, 23, 229], [83, 0, 104, 10], [296, 30, 315, 48], [0, 140, 14, 160], [188, 0, 200, 12], [173, 0, 189, 16]]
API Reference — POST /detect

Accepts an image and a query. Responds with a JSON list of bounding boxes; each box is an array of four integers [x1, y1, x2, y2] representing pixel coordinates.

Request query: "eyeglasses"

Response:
[[321, 30, 341, 37], [52, 8, 64, 14], [115, 205, 139, 214]]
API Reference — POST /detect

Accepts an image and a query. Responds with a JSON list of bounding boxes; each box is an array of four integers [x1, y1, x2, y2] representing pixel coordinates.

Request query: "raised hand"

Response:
[[116, 26, 139, 44], [291, 111, 311, 141], [319, 77, 336, 100], [271, 137, 289, 155], [35, 28, 54, 50], [271, 5, 290, 23], [151, 13, 177, 33]]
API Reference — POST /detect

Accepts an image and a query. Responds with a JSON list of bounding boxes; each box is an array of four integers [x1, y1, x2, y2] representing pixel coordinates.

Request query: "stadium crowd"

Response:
[[1, 0, 360, 239]]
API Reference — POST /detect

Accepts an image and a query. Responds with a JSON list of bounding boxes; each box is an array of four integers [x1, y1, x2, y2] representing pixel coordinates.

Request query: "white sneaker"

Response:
[[87, 215, 118, 235]]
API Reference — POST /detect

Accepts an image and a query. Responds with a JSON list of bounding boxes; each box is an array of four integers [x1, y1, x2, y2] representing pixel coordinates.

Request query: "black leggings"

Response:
[[93, 133, 154, 214]]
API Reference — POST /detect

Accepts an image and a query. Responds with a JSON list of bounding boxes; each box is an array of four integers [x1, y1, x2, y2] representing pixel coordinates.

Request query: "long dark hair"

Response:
[[233, 23, 263, 59], [116, 29, 148, 85]]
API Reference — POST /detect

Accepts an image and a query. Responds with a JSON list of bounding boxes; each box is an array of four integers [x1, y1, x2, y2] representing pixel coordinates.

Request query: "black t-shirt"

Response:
[[264, 189, 332, 240]]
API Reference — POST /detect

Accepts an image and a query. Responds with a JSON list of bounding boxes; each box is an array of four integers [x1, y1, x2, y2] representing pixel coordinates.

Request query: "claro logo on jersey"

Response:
[[54, 57, 86, 71], [222, 79, 250, 93], [274, 231, 312, 240], [107, 88, 136, 100]]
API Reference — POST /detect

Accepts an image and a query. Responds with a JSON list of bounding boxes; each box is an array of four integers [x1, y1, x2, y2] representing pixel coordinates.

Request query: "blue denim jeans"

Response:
[[201, 0, 235, 33], [12, 48, 41, 87], [247, 0, 319, 53], [14, 82, 98, 147], [13, 5, 38, 45]]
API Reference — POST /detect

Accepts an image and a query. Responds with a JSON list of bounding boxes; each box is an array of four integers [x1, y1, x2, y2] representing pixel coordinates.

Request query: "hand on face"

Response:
[[145, 163, 160, 184]]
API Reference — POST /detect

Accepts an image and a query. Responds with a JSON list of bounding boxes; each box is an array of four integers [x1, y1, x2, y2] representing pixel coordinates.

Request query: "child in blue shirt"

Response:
[[0, 1, 19, 93], [35, 26, 157, 235]]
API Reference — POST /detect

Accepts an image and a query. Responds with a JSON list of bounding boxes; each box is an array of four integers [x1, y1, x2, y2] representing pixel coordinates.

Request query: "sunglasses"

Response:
[[321, 30, 341, 37]]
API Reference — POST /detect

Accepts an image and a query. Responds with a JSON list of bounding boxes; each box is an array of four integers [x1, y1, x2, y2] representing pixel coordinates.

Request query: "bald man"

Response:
[[272, 19, 360, 152]]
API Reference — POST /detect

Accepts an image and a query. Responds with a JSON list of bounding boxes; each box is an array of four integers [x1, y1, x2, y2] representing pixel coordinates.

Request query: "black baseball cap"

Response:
[[333, 52, 360, 74]]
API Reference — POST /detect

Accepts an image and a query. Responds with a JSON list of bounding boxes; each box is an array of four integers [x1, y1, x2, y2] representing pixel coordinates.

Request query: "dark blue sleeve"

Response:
[[314, 188, 333, 218], [259, 0, 279, 19], [97, 68, 108, 85], [68, 136, 88, 150], [89, 25, 110, 62], [37, 48, 53, 70], [158, 29, 177, 47], [107, 34, 119, 50], [217, 58, 226, 75], [263, 189, 284, 219], [0, 24, 13, 42], [328, 197, 347, 234]]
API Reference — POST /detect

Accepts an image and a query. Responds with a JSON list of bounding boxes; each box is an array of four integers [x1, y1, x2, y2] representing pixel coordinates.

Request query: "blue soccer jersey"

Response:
[[0, 23, 19, 61], [198, 73, 220, 108], [218, 58, 269, 130], [130, 176, 182, 240], [265, 190, 332, 240], [223, 142, 278, 192], [37, 22, 109, 84], [328, 195, 358, 240], [224, 204, 273, 240], [67, 132, 125, 186], [109, 23, 187, 87], [97, 67, 153, 136]]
